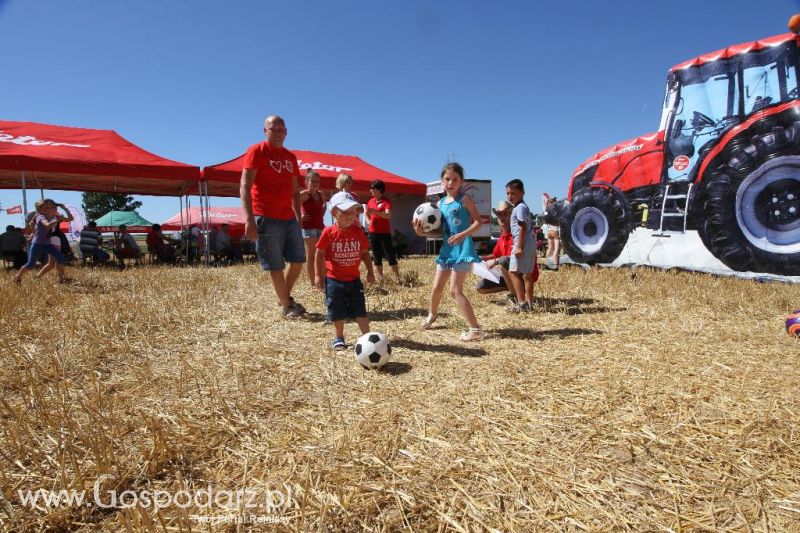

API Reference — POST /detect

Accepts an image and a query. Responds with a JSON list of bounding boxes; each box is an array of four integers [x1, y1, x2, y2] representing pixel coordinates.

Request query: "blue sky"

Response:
[[2, 0, 799, 228]]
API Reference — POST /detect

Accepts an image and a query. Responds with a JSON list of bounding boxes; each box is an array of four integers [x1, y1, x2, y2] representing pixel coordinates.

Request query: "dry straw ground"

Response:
[[1, 257, 799, 532]]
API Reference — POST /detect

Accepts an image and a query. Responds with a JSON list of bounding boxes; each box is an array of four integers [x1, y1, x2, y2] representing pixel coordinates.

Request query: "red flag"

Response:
[[5, 205, 22, 215]]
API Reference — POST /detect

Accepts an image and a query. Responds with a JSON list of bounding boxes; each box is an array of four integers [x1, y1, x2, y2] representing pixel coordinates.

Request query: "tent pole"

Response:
[[186, 195, 191, 264], [200, 181, 207, 267], [21, 171, 28, 218], [204, 180, 211, 267], [198, 185, 203, 267], [178, 195, 184, 263]]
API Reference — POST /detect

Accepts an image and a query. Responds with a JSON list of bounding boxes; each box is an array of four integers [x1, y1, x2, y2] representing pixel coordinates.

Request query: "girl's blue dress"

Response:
[[436, 194, 481, 266]]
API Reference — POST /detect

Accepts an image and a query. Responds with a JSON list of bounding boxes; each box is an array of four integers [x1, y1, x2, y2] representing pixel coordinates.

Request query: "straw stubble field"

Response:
[[1, 257, 799, 532]]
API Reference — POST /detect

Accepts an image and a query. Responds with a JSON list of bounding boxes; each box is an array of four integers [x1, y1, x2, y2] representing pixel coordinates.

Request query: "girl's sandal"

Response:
[[460, 327, 484, 342], [420, 313, 437, 330]]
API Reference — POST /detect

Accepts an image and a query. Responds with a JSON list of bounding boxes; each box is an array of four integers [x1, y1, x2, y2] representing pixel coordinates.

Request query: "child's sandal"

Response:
[[460, 327, 484, 342], [332, 337, 346, 351], [420, 313, 437, 330]]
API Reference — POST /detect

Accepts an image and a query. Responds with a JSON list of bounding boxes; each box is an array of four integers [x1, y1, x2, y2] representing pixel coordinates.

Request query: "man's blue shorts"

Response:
[[255, 216, 306, 271], [325, 278, 367, 322]]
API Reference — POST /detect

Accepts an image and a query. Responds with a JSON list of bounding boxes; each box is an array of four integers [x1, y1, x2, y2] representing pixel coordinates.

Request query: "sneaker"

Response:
[[278, 297, 307, 314], [507, 303, 522, 314], [288, 297, 306, 314], [519, 302, 532, 312], [506, 293, 517, 304], [460, 327, 484, 342], [421, 313, 437, 330], [332, 337, 346, 351], [282, 306, 303, 319]]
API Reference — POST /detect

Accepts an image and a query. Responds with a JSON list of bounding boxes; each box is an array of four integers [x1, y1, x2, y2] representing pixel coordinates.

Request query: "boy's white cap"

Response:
[[330, 191, 360, 212]]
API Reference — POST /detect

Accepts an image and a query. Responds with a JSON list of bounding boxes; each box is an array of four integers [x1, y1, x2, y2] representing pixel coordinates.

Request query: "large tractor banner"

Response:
[[557, 32, 800, 280]]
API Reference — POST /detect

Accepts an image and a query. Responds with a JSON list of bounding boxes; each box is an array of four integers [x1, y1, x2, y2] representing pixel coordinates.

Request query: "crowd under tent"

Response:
[[0, 119, 205, 256]]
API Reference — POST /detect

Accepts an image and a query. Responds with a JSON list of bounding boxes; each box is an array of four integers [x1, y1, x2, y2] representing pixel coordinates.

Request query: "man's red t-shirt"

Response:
[[492, 232, 513, 258], [316, 224, 369, 282], [367, 197, 392, 234], [243, 141, 302, 220]]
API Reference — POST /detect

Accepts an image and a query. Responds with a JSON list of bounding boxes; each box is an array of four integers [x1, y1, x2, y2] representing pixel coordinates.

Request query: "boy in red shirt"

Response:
[[315, 192, 376, 351]]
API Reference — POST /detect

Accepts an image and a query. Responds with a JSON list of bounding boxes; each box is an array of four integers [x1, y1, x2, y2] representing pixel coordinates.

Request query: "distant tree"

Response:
[[81, 193, 142, 221]]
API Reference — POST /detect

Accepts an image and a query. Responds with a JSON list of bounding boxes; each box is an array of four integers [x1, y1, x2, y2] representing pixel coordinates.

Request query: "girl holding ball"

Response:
[[413, 162, 484, 342]]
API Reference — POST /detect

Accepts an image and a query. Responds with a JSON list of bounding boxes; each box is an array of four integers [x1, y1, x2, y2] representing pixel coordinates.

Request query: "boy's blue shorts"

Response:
[[325, 278, 367, 322]]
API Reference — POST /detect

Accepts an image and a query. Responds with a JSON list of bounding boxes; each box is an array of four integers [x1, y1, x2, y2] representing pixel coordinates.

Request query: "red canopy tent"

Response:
[[200, 149, 426, 197], [199, 149, 428, 253], [0, 120, 200, 197], [162, 206, 247, 238]]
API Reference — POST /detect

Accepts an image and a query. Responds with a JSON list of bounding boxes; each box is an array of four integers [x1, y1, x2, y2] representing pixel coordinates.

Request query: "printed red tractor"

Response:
[[560, 33, 800, 275]]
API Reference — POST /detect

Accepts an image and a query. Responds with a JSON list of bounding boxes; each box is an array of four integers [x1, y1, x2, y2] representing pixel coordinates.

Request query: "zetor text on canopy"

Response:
[[558, 24, 800, 276]]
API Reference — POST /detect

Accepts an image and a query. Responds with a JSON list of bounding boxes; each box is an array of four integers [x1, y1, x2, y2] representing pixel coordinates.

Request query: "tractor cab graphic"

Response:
[[561, 33, 800, 275]]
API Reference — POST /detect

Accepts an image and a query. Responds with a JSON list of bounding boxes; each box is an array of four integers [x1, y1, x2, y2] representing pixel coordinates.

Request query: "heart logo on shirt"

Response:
[[270, 160, 282, 173]]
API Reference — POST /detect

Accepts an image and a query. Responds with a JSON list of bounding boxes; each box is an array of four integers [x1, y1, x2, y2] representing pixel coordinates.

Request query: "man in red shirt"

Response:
[[365, 179, 401, 283], [476, 200, 538, 297], [241, 115, 307, 319]]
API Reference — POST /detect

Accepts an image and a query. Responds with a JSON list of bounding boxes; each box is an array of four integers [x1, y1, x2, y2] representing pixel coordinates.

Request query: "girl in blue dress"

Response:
[[412, 162, 484, 341]]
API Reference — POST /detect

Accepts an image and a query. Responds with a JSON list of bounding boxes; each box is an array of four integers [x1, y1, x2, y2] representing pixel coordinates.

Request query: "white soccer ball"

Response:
[[412, 202, 442, 233], [354, 332, 391, 370]]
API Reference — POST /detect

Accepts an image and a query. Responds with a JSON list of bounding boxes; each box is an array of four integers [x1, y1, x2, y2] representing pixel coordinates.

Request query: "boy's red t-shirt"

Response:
[[243, 141, 302, 220], [316, 224, 369, 282], [366, 197, 392, 234]]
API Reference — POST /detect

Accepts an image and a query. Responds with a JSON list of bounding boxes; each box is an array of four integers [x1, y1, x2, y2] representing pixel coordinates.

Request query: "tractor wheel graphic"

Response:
[[560, 186, 631, 264], [704, 126, 800, 275]]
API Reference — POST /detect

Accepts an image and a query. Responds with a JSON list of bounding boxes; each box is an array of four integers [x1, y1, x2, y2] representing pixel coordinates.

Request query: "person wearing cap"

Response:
[[315, 191, 376, 351], [475, 200, 516, 299], [241, 115, 307, 319]]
